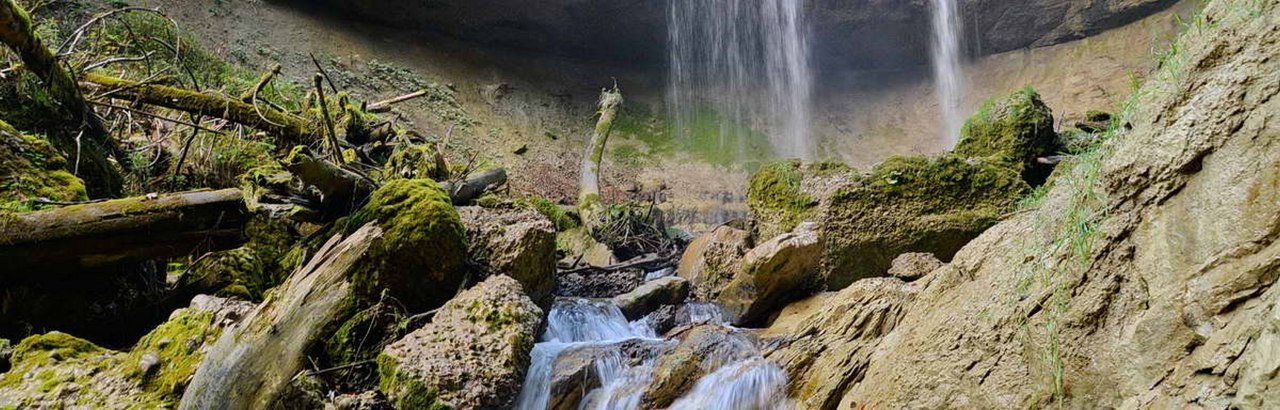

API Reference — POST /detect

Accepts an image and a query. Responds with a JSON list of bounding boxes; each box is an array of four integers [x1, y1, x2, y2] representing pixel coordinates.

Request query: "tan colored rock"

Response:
[[677, 225, 753, 300], [377, 275, 543, 409], [640, 324, 761, 409], [458, 206, 557, 305], [886, 252, 944, 281], [716, 222, 823, 326], [547, 339, 672, 410], [612, 276, 691, 320]]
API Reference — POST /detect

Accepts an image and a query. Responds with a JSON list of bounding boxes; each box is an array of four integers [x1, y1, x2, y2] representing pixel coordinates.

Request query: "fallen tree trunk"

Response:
[[282, 147, 374, 210], [443, 168, 507, 204], [81, 72, 316, 146], [0, 188, 247, 275], [577, 85, 623, 230], [0, 0, 124, 196]]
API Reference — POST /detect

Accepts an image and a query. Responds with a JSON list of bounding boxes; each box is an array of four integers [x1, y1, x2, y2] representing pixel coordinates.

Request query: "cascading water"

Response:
[[930, 0, 967, 144], [668, 0, 814, 160], [517, 289, 792, 409]]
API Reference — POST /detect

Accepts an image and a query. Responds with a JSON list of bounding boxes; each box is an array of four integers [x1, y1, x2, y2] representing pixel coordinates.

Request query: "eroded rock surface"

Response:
[[716, 222, 823, 326], [378, 275, 543, 409], [459, 206, 557, 306]]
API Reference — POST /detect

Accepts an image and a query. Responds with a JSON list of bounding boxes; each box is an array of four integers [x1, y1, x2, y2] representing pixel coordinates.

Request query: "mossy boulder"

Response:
[[377, 275, 542, 409], [0, 120, 87, 212], [457, 206, 557, 307], [176, 216, 297, 300], [953, 87, 1058, 169], [345, 178, 467, 311], [0, 296, 252, 408], [747, 160, 850, 240]]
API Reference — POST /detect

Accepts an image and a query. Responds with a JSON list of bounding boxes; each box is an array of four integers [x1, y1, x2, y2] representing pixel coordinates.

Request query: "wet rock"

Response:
[[458, 206, 557, 306], [556, 268, 644, 298], [378, 275, 543, 409], [677, 225, 753, 300], [547, 339, 672, 410], [612, 276, 691, 320], [0, 295, 252, 408], [886, 252, 944, 281], [716, 222, 823, 326], [640, 324, 760, 409]]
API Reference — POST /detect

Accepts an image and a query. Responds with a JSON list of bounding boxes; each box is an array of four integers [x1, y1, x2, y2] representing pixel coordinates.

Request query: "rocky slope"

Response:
[[765, 0, 1279, 406]]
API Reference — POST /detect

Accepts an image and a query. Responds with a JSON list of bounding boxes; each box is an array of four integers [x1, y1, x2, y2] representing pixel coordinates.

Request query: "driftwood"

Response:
[[0, 189, 247, 275], [443, 168, 507, 204], [81, 72, 316, 145], [0, 0, 124, 195], [577, 86, 622, 230], [559, 252, 676, 275], [282, 148, 374, 209], [367, 89, 428, 113]]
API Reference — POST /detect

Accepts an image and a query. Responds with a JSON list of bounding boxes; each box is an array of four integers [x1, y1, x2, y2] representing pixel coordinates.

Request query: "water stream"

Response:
[[667, 0, 814, 160], [517, 290, 791, 409], [930, 0, 967, 144]]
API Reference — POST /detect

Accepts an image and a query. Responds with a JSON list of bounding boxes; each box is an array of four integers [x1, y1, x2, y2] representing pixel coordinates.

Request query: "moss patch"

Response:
[[0, 120, 88, 212], [955, 87, 1059, 169]]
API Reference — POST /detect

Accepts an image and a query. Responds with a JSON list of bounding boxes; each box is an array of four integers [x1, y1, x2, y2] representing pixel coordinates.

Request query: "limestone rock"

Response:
[[378, 275, 543, 409], [716, 222, 823, 326], [547, 339, 672, 410], [640, 324, 761, 409], [458, 206, 557, 306], [677, 225, 753, 300], [886, 252, 944, 281], [0, 295, 252, 408], [612, 276, 691, 320]]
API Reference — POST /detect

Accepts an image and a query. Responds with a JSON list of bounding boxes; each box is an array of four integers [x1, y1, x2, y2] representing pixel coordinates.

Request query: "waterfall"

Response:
[[668, 0, 814, 160], [930, 0, 967, 144]]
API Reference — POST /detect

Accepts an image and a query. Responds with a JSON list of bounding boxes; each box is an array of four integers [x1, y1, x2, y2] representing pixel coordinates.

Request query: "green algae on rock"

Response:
[[378, 275, 542, 409], [954, 87, 1058, 169]]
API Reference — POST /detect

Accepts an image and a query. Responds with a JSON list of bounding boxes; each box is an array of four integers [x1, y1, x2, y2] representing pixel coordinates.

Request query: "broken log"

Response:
[[0, 0, 124, 195], [577, 85, 622, 230], [282, 146, 374, 209], [367, 89, 428, 113], [443, 168, 507, 204], [81, 72, 316, 146], [0, 188, 247, 275]]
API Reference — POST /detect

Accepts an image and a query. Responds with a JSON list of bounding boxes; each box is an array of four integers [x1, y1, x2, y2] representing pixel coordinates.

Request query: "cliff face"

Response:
[[768, 0, 1279, 407], [303, 0, 1179, 70]]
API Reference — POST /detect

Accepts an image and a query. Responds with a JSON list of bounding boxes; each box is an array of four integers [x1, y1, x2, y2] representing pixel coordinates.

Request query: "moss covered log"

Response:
[[578, 85, 623, 230], [0, 188, 247, 275], [0, 0, 123, 196], [82, 72, 316, 146]]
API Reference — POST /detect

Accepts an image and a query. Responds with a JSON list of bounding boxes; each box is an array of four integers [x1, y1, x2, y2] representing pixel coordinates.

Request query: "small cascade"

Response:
[[930, 0, 967, 144], [668, 0, 814, 160], [519, 285, 792, 409]]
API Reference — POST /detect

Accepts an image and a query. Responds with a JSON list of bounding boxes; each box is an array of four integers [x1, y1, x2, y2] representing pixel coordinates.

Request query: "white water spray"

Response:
[[930, 0, 967, 144], [668, 0, 814, 159]]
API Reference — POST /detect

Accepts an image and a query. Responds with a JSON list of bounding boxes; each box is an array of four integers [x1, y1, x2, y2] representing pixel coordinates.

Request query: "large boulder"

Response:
[[0, 295, 252, 408], [612, 276, 691, 320], [458, 206, 557, 306], [716, 222, 823, 326], [676, 225, 753, 300], [747, 89, 1056, 290], [377, 275, 543, 409]]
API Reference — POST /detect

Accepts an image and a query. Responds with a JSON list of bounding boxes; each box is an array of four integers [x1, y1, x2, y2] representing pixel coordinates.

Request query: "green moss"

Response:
[[123, 309, 219, 401], [746, 160, 822, 238], [384, 144, 447, 181], [0, 121, 89, 212], [376, 353, 453, 410], [525, 196, 578, 231], [955, 87, 1058, 168], [344, 179, 467, 311], [324, 303, 400, 366]]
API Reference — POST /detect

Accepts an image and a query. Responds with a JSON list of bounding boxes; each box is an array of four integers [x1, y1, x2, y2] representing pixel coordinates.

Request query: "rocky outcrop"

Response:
[[612, 276, 691, 320], [778, 1, 1280, 406], [306, 0, 1178, 71], [677, 224, 753, 300], [458, 206, 558, 306], [0, 295, 252, 408], [716, 222, 823, 326], [748, 88, 1057, 290], [377, 275, 543, 409]]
